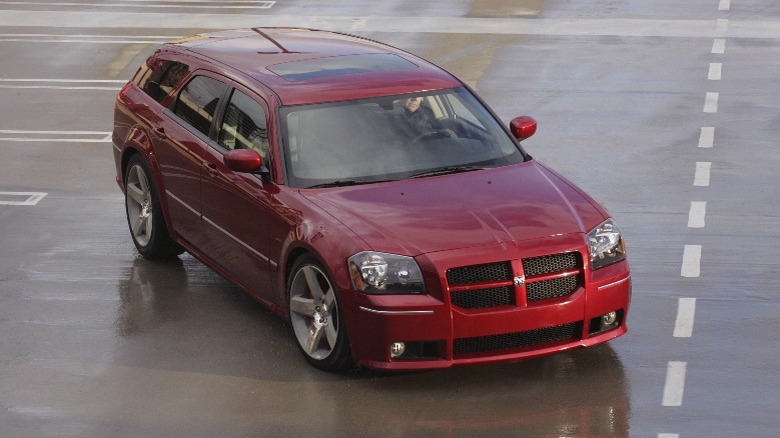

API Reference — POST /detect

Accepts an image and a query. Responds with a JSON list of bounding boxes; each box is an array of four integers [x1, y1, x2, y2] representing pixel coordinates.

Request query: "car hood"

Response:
[[301, 161, 608, 256]]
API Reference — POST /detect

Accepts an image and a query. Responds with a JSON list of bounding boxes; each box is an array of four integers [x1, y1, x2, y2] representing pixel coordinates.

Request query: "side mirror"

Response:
[[509, 116, 537, 141], [224, 149, 262, 172], [224, 149, 272, 183]]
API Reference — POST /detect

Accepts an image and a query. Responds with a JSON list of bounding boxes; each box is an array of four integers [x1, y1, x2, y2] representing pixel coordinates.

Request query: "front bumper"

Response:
[[344, 236, 631, 371]]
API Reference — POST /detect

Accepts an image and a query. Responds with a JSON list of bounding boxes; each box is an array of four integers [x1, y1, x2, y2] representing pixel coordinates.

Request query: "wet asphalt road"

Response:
[[1, 1, 780, 437]]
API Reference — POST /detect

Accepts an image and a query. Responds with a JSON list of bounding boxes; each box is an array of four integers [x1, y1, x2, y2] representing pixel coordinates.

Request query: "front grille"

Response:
[[446, 261, 512, 286], [453, 322, 582, 356], [446, 252, 583, 310], [451, 286, 514, 309], [527, 274, 581, 303], [523, 252, 580, 276]]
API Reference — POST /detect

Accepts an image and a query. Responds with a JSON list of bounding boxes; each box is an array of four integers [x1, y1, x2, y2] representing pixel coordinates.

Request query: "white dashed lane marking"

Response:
[[681, 245, 702, 278], [693, 162, 711, 187], [662, 361, 688, 407], [688, 202, 707, 228], [668, 4, 730, 429], [698, 127, 715, 148], [708, 63, 722, 80], [673, 298, 697, 338], [703, 92, 719, 113], [711, 38, 726, 54]]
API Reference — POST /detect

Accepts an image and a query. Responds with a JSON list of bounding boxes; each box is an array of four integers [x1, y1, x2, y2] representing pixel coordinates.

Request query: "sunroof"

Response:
[[267, 53, 418, 82]]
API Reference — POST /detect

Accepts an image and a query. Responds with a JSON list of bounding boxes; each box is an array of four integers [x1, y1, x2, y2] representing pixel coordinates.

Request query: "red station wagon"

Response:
[[112, 28, 631, 371]]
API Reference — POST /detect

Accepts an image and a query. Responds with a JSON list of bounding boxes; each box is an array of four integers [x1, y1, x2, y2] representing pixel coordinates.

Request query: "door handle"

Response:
[[154, 126, 167, 139], [203, 161, 219, 177]]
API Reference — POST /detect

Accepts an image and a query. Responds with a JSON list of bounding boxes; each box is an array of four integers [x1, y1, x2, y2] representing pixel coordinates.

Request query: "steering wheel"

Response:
[[410, 129, 456, 144]]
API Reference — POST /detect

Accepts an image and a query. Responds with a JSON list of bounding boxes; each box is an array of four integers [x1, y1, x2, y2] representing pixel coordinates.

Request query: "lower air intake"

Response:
[[453, 322, 582, 356]]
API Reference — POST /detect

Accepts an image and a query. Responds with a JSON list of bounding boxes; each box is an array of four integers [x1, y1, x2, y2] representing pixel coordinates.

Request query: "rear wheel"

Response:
[[288, 254, 352, 372], [124, 154, 183, 259]]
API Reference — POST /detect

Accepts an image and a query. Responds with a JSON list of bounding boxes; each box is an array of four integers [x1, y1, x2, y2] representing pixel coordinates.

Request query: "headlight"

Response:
[[348, 251, 425, 294], [587, 219, 626, 270]]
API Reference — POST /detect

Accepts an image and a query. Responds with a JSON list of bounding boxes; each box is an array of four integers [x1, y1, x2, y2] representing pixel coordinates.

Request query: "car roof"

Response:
[[167, 28, 463, 106]]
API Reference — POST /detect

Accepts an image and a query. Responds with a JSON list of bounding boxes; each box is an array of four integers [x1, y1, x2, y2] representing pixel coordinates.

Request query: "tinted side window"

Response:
[[218, 90, 268, 158], [173, 76, 227, 137], [136, 59, 189, 104]]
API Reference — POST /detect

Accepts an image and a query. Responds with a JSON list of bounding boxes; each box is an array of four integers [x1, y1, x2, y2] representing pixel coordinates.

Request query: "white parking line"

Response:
[[0, 130, 109, 134], [708, 62, 722, 80], [698, 127, 714, 148], [0, 79, 125, 83], [0, 130, 111, 142], [0, 1, 275, 9], [0, 78, 125, 90], [0, 32, 176, 44], [0, 32, 178, 44], [688, 201, 706, 228], [0, 33, 175, 45], [0, 191, 47, 205], [97, 0, 270, 2], [0, 37, 171, 44], [0, 33, 179, 39], [662, 361, 688, 407], [694, 162, 711, 187], [0, 84, 121, 90], [703, 92, 719, 113], [659, 434, 680, 438], [115, 0, 270, 2], [674, 298, 697, 338], [716, 19, 729, 34], [0, 138, 111, 142]]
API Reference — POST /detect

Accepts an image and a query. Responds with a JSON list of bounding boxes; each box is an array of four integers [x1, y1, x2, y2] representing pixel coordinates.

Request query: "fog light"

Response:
[[390, 342, 406, 358], [588, 310, 622, 336], [602, 311, 617, 326]]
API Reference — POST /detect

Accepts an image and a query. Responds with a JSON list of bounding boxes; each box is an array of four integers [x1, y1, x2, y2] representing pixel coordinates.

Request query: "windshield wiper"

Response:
[[306, 179, 394, 189], [410, 166, 486, 179]]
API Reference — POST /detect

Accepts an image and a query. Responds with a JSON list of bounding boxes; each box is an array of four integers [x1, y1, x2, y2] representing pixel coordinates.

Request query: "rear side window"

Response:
[[135, 59, 189, 104], [173, 75, 228, 137]]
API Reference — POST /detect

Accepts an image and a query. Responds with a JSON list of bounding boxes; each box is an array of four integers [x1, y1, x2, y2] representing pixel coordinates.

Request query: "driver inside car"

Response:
[[400, 96, 456, 140]]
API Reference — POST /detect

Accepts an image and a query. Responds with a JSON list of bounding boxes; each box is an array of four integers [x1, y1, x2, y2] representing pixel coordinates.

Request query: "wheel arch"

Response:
[[119, 126, 157, 187], [120, 134, 178, 249], [285, 248, 356, 371], [283, 247, 311, 296]]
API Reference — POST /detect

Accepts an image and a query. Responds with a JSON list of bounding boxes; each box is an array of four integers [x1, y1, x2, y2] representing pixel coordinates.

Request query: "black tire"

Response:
[[124, 154, 183, 260], [287, 254, 353, 372]]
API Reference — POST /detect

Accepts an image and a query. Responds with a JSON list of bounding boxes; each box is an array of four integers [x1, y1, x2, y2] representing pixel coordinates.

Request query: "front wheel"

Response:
[[288, 254, 353, 372], [124, 154, 183, 259]]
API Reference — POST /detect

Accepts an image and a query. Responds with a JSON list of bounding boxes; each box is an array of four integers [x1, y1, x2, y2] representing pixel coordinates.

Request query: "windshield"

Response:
[[279, 87, 527, 188]]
